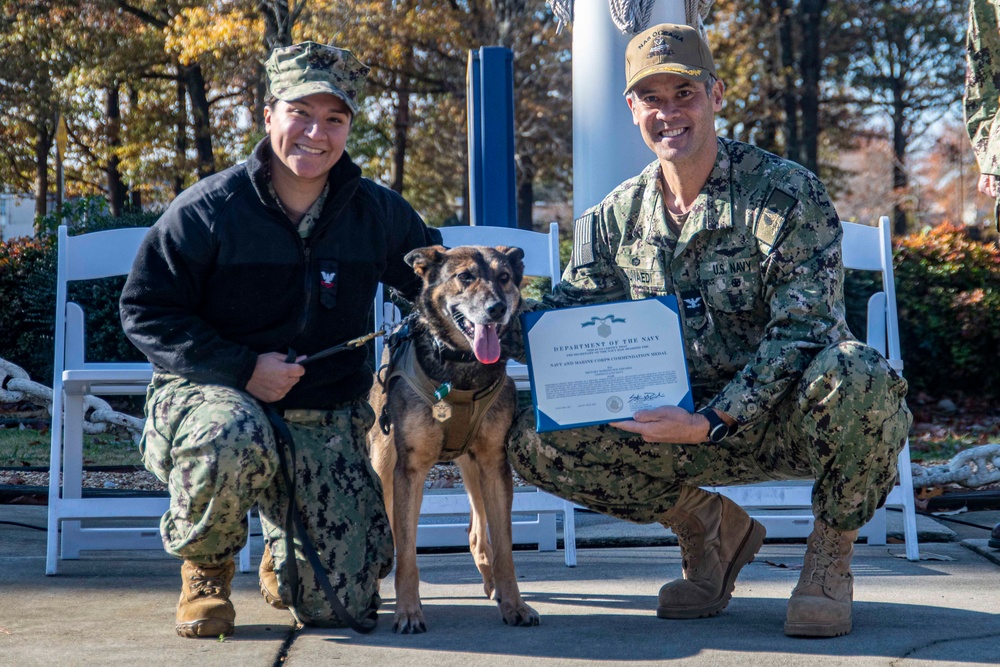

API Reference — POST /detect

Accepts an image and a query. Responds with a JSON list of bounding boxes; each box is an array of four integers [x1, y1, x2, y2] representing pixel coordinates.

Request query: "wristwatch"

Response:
[[698, 407, 733, 444]]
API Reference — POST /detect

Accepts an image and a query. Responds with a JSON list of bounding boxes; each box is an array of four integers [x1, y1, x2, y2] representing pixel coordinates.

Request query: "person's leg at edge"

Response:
[[506, 409, 772, 620], [142, 375, 280, 638], [764, 341, 911, 638]]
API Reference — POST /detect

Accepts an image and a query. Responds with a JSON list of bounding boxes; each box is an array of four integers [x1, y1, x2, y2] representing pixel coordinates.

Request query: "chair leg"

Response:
[[897, 440, 920, 561], [562, 501, 577, 567], [238, 512, 253, 573], [859, 506, 887, 545], [45, 510, 60, 576]]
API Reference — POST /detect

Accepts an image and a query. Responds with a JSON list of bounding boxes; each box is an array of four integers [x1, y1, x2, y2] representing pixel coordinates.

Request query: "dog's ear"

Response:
[[405, 245, 447, 281], [499, 246, 525, 284]]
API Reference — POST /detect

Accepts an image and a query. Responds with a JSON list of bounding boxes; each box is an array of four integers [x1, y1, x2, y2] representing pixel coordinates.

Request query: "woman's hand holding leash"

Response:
[[247, 352, 306, 402]]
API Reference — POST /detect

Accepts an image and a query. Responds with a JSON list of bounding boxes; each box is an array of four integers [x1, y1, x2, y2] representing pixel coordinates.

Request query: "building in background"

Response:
[[0, 192, 40, 242]]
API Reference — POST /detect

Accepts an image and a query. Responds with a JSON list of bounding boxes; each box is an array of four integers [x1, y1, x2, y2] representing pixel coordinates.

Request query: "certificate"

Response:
[[521, 296, 693, 432]]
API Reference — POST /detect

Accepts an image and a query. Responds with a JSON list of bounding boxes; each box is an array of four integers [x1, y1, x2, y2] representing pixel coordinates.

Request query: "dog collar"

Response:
[[432, 337, 478, 364]]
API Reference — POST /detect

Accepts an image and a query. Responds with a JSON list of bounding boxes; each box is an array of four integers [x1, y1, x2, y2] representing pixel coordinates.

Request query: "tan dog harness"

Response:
[[384, 338, 507, 462]]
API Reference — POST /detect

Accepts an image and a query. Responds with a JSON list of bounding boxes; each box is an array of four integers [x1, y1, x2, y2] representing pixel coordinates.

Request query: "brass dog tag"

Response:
[[432, 400, 452, 422]]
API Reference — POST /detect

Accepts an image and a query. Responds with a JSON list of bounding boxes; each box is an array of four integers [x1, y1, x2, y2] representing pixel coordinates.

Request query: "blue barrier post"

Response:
[[466, 47, 517, 227]]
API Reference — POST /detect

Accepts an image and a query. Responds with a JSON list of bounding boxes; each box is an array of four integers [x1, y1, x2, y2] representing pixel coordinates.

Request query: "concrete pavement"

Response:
[[1, 504, 998, 667]]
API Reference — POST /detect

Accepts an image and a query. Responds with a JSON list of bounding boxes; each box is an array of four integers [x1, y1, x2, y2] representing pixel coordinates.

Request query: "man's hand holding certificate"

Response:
[[521, 297, 693, 433]]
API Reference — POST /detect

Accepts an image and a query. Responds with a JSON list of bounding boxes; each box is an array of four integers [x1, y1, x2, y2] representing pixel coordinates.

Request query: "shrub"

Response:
[[893, 224, 1000, 397], [0, 198, 157, 385]]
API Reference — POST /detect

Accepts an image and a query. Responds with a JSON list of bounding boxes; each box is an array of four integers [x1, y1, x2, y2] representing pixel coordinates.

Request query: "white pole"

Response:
[[572, 1, 687, 218]]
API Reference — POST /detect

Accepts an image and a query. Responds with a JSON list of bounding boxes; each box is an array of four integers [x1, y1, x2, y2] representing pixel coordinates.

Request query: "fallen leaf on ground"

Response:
[[763, 560, 802, 570], [931, 505, 968, 516], [892, 552, 956, 561]]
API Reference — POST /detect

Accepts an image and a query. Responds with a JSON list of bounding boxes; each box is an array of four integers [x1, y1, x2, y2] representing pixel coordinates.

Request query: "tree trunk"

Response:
[[183, 64, 215, 179], [175, 78, 187, 196], [776, 0, 800, 163], [391, 79, 411, 195], [261, 0, 293, 49], [492, 0, 524, 47], [258, 0, 294, 128], [106, 83, 126, 218], [892, 88, 909, 236], [798, 0, 827, 174], [34, 126, 53, 218]]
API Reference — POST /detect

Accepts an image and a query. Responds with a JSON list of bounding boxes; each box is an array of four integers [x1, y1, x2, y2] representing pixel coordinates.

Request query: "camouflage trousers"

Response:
[[508, 341, 912, 531], [140, 374, 393, 627]]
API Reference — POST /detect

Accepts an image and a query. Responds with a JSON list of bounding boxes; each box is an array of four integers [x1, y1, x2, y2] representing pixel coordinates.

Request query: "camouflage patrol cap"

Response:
[[265, 41, 370, 114], [623, 23, 716, 94]]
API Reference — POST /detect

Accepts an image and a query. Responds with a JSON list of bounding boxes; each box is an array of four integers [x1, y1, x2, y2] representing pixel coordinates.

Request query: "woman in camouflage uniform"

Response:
[[121, 42, 440, 638]]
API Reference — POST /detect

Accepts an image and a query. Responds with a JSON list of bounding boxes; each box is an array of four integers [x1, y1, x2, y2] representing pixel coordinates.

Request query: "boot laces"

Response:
[[803, 529, 840, 587], [189, 567, 227, 597], [672, 524, 697, 571]]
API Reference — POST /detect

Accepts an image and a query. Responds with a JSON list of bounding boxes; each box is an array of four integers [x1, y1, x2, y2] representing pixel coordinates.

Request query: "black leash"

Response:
[[259, 401, 378, 633], [288, 331, 384, 367]]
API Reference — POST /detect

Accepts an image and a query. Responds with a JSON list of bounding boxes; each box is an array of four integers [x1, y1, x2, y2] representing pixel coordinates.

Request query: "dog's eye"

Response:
[[497, 272, 511, 284], [456, 271, 474, 284]]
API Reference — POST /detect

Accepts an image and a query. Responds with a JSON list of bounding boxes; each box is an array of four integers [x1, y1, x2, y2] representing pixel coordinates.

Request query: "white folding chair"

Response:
[[704, 216, 919, 561], [374, 222, 578, 565], [46, 225, 251, 574]]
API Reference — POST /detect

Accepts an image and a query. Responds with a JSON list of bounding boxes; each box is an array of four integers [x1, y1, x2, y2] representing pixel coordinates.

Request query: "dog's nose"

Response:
[[487, 302, 507, 320]]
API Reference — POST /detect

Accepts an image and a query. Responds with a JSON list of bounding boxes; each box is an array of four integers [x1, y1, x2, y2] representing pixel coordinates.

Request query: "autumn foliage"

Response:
[[893, 225, 1000, 397]]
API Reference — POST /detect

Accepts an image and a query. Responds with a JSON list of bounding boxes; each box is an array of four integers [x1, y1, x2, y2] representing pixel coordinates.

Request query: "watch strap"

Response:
[[697, 407, 731, 443]]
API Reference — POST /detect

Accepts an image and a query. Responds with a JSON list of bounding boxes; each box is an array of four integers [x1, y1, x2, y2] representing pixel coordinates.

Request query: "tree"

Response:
[[253, 1, 308, 126], [709, 0, 863, 179], [0, 2, 76, 217], [317, 0, 570, 227], [916, 120, 990, 229], [709, 0, 786, 153], [845, 0, 966, 236]]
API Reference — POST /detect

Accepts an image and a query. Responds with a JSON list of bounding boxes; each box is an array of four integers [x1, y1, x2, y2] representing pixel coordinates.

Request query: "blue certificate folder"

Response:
[[521, 296, 693, 433]]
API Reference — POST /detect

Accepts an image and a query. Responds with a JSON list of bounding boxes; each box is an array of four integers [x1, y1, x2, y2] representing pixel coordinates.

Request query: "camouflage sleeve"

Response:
[[541, 208, 629, 309], [708, 176, 851, 429], [965, 0, 1000, 174]]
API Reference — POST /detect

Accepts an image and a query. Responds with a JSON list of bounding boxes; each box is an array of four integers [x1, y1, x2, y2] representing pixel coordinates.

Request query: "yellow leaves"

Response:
[[164, 7, 262, 66]]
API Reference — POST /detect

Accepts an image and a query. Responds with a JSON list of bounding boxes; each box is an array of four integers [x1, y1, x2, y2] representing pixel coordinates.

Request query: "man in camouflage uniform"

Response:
[[967, 0, 1000, 209], [508, 23, 911, 638], [964, 0, 1000, 548], [121, 42, 440, 638]]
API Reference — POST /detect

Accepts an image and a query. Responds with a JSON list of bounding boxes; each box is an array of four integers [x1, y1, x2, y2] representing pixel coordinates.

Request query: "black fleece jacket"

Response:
[[120, 138, 441, 410]]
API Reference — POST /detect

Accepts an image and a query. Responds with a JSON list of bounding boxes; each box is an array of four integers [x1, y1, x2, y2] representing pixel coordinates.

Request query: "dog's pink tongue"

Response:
[[473, 323, 501, 364]]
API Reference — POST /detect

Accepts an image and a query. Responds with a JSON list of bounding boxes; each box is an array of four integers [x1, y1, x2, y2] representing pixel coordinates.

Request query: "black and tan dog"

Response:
[[368, 244, 540, 633]]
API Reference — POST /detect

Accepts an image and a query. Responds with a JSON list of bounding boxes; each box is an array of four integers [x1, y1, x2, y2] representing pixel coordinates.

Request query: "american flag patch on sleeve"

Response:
[[572, 214, 596, 268]]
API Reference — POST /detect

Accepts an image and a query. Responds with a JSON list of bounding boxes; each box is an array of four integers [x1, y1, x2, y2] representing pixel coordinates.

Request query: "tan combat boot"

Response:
[[657, 486, 766, 619], [175, 559, 236, 638], [784, 519, 858, 637], [259, 546, 288, 610]]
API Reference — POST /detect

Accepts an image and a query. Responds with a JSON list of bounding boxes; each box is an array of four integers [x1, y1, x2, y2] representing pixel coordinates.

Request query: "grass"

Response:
[[0, 427, 141, 468]]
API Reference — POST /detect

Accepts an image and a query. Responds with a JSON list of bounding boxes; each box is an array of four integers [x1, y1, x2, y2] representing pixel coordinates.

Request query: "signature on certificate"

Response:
[[629, 391, 665, 403]]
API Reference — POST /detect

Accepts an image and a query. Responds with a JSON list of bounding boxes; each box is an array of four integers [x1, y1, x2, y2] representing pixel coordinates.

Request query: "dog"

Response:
[[368, 244, 540, 633]]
